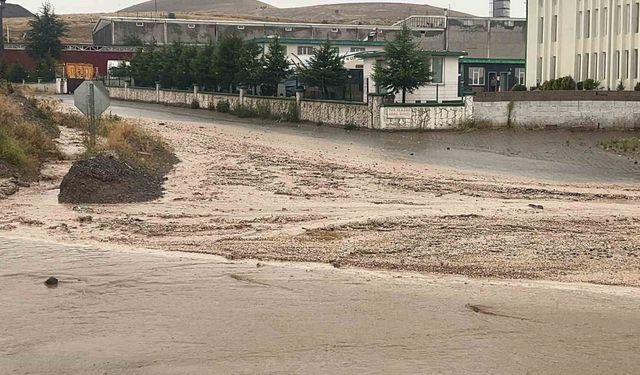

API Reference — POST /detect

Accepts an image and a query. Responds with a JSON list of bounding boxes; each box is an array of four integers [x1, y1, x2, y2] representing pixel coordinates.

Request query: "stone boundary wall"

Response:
[[474, 99, 640, 129], [475, 91, 640, 102], [108, 86, 472, 130]]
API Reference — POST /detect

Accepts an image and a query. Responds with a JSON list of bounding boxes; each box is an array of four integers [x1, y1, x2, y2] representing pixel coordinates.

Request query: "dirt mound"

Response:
[[58, 154, 166, 204]]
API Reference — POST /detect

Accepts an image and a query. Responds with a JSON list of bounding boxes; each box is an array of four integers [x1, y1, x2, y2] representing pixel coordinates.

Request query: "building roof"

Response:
[[253, 37, 386, 47], [461, 57, 525, 65], [356, 50, 468, 59]]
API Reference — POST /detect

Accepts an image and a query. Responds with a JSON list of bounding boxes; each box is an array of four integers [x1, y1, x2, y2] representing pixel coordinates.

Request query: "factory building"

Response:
[[526, 0, 640, 90]]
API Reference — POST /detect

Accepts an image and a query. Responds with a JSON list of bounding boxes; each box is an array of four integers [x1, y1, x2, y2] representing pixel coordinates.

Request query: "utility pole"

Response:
[[0, 0, 6, 53]]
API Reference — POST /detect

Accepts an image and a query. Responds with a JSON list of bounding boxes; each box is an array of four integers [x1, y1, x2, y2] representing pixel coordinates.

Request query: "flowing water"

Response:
[[1, 237, 639, 374]]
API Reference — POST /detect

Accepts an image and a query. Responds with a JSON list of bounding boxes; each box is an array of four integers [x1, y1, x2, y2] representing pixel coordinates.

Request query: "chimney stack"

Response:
[[493, 0, 511, 18]]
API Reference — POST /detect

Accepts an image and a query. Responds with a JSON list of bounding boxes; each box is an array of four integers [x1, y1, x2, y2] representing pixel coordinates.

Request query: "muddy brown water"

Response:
[[2, 238, 639, 375], [55, 96, 640, 184]]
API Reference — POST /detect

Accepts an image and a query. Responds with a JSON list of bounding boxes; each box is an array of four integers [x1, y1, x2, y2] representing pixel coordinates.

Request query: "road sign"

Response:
[[74, 81, 111, 148], [74, 81, 110, 118]]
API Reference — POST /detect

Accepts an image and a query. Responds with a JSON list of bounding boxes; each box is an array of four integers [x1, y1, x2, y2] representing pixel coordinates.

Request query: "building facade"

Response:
[[527, 0, 640, 90], [460, 57, 526, 93]]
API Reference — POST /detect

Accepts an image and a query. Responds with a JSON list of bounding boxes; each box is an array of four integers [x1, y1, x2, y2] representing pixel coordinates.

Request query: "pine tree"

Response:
[[25, 2, 68, 61], [372, 24, 431, 103], [297, 40, 347, 99], [212, 34, 244, 92], [260, 37, 291, 96], [238, 41, 263, 93], [191, 43, 216, 91]]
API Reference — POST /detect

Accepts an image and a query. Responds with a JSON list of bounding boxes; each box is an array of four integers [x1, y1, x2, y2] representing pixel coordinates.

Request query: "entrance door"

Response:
[[488, 72, 498, 92], [500, 72, 510, 92]]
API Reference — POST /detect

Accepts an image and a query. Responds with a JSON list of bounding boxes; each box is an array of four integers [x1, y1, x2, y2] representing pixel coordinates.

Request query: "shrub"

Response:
[[0, 129, 28, 167], [232, 104, 259, 118], [617, 81, 625, 91], [190, 99, 200, 109], [602, 137, 640, 154], [216, 100, 230, 113], [5, 64, 28, 83], [282, 101, 300, 123], [344, 123, 358, 130], [635, 82, 640, 91], [511, 84, 527, 91], [255, 101, 272, 119], [208, 101, 216, 110], [541, 79, 555, 91], [583, 79, 600, 90]]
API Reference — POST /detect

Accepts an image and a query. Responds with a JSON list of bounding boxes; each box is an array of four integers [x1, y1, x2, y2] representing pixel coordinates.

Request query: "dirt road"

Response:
[[2, 238, 639, 375], [1, 98, 639, 286]]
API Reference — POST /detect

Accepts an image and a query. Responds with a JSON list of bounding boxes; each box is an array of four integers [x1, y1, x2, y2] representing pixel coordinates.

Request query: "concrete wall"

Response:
[[474, 92, 640, 129], [109, 86, 470, 130]]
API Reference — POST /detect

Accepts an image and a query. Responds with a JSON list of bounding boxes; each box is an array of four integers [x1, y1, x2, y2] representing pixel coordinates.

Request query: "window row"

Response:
[[575, 49, 640, 81], [468, 67, 526, 86]]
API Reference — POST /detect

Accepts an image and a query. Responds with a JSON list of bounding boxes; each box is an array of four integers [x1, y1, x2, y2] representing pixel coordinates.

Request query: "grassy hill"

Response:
[[121, 0, 273, 13]]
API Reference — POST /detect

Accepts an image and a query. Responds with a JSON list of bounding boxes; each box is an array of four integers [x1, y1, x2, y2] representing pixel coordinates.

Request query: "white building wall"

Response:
[[527, 0, 640, 90]]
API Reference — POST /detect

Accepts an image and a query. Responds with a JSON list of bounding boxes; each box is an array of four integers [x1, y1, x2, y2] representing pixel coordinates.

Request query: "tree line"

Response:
[[123, 36, 351, 99]]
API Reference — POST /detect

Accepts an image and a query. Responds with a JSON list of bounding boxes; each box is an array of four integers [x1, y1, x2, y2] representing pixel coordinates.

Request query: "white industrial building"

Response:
[[527, 0, 640, 90]]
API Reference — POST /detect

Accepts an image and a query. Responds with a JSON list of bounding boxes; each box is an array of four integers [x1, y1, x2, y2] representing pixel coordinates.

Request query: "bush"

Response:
[[231, 104, 259, 118], [617, 81, 625, 91], [635, 82, 640, 91], [511, 84, 527, 91], [582, 79, 600, 90], [255, 101, 272, 119], [5, 64, 28, 83], [542, 76, 576, 90], [216, 100, 230, 113], [282, 101, 300, 123], [344, 123, 358, 130], [190, 99, 200, 109]]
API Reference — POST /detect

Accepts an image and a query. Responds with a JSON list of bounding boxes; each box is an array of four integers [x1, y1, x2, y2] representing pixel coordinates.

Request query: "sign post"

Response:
[[74, 81, 111, 149]]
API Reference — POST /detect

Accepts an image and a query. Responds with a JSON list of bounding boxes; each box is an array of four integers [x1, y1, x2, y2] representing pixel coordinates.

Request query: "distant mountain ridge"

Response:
[[4, 3, 34, 18], [120, 1, 473, 24]]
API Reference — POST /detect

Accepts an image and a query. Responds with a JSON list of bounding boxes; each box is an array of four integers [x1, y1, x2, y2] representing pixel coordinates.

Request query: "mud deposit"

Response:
[[58, 154, 166, 204], [1, 238, 639, 375]]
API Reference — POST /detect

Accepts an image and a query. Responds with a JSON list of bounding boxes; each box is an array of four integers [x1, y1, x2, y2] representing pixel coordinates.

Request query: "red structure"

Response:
[[1, 45, 136, 77]]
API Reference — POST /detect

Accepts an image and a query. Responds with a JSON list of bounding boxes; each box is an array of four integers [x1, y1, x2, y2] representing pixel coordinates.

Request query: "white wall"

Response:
[[527, 0, 640, 90]]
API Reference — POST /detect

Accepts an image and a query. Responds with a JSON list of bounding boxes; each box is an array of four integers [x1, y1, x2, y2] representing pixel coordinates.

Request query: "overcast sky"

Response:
[[15, 0, 527, 17]]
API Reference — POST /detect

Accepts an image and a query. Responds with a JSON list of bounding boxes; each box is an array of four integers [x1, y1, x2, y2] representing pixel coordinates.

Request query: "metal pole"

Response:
[[88, 82, 96, 148], [0, 0, 6, 53]]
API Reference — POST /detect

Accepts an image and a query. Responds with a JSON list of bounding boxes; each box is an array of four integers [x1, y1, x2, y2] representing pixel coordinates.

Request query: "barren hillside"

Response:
[[121, 0, 272, 13]]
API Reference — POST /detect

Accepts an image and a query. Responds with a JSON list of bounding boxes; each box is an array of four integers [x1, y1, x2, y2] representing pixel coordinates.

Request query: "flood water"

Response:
[[55, 96, 640, 183], [2, 237, 639, 374]]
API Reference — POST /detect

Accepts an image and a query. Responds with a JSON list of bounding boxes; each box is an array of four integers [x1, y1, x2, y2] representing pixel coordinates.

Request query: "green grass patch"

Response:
[[601, 137, 640, 155]]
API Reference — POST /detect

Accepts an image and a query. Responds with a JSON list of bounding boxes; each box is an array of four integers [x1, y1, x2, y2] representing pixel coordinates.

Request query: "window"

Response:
[[285, 27, 293, 32], [577, 12, 583, 39], [616, 50, 621, 79], [552, 15, 558, 42], [551, 56, 557, 79], [237, 25, 245, 30], [635, 3, 640, 33], [634, 49, 639, 79], [539, 17, 544, 43], [616, 5, 621, 34], [601, 52, 607, 81], [594, 9, 599, 37], [624, 50, 630, 79], [592, 53, 598, 80], [350, 47, 365, 53], [297, 46, 314, 55], [135, 22, 144, 27], [585, 10, 591, 38], [603, 7, 608, 35], [584, 53, 590, 80], [537, 57, 543, 83], [187, 24, 196, 29], [576, 54, 582, 80], [431, 56, 444, 84], [625, 4, 631, 33], [516, 68, 526, 85], [469, 67, 485, 86]]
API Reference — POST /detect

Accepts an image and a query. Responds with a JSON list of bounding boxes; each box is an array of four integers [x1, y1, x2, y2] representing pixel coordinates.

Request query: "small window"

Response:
[[331, 28, 339, 33], [136, 22, 144, 27], [469, 67, 485, 86], [285, 27, 293, 32], [297, 46, 314, 55], [350, 47, 365, 53], [355, 64, 364, 69], [188, 24, 196, 29], [237, 25, 245, 30], [516, 68, 526, 85]]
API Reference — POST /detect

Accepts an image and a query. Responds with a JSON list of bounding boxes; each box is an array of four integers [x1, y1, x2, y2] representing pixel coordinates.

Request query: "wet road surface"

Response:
[[2, 238, 639, 375], [56, 96, 640, 183]]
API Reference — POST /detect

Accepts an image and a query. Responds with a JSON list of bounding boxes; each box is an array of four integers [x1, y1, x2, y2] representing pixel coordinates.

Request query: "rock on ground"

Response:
[[58, 154, 165, 204]]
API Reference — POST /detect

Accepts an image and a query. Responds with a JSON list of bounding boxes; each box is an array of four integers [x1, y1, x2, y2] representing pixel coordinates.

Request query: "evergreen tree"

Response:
[[297, 40, 347, 99], [372, 24, 431, 103], [260, 37, 291, 96], [212, 34, 244, 92], [25, 2, 69, 61], [191, 42, 217, 91], [238, 41, 263, 93]]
